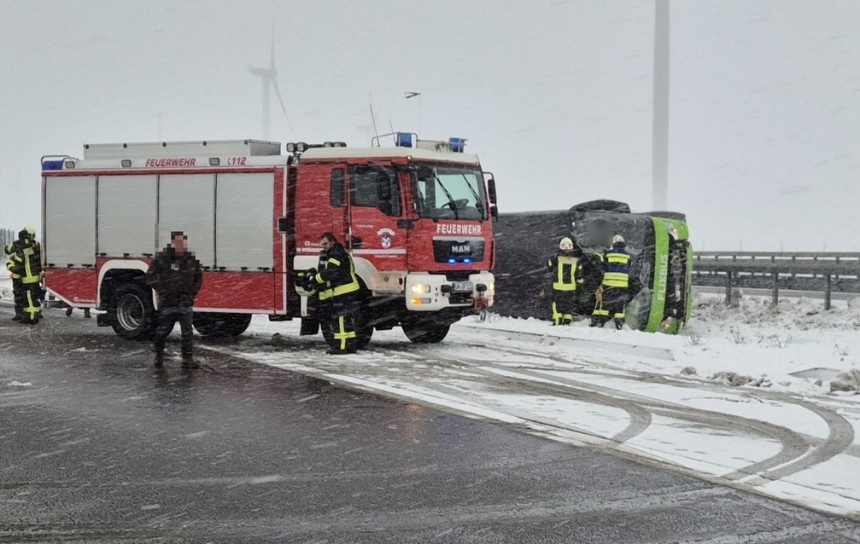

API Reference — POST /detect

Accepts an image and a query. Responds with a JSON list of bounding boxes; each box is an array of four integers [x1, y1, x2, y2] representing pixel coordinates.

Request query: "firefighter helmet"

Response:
[[25, 226, 36, 236], [612, 234, 625, 245], [559, 237, 574, 250]]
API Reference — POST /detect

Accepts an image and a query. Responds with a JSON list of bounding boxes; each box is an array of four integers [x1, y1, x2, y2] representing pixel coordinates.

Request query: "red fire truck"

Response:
[[40, 135, 497, 348]]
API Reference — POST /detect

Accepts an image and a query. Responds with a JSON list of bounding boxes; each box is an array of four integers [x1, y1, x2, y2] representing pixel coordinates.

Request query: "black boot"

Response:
[[65, 307, 73, 317], [83, 309, 91, 318], [154, 353, 164, 369], [614, 319, 624, 330]]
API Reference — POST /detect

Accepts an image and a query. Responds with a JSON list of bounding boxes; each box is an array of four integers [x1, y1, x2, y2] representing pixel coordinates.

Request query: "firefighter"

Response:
[[592, 234, 631, 329], [5, 229, 29, 321], [540, 237, 580, 325], [5, 227, 42, 324], [303, 232, 361, 354], [146, 231, 203, 369], [578, 249, 604, 321]]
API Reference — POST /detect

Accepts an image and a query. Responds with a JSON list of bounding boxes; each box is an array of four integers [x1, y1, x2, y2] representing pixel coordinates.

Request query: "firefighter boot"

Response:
[[614, 318, 625, 331], [153, 352, 164, 369], [65, 307, 73, 317]]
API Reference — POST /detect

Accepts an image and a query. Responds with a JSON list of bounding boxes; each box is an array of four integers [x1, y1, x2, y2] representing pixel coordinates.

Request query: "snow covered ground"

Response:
[[3, 276, 860, 519], [222, 291, 860, 520]]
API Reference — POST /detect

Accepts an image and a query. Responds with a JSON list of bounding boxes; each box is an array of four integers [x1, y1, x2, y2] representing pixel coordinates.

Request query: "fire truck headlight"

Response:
[[410, 283, 430, 294]]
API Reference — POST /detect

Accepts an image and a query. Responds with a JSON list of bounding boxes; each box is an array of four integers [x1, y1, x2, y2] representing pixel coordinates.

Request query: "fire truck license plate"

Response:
[[451, 282, 474, 292]]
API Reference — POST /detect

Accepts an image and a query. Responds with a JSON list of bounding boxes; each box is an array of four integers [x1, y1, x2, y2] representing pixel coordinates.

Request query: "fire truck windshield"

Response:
[[411, 164, 487, 221]]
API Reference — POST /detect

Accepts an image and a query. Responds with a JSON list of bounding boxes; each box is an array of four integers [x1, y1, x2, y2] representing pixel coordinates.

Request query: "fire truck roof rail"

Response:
[[82, 139, 282, 160]]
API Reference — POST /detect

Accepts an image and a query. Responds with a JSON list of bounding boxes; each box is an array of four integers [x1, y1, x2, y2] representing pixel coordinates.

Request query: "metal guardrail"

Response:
[[693, 251, 860, 309]]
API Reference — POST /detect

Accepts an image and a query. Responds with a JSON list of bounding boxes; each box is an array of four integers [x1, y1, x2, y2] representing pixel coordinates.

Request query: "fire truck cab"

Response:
[[41, 135, 497, 348]]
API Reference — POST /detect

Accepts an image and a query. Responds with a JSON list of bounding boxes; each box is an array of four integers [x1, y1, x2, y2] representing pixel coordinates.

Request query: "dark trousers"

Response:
[[153, 306, 193, 358], [11, 278, 23, 318], [15, 282, 42, 324], [593, 287, 628, 328], [324, 296, 358, 353], [551, 290, 576, 325]]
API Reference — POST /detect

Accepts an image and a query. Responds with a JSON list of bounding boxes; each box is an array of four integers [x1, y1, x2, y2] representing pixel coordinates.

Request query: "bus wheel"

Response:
[[401, 319, 450, 343], [111, 283, 155, 340]]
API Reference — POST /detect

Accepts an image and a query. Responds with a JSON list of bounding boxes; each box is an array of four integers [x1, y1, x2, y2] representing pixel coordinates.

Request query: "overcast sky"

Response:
[[2, 0, 859, 251]]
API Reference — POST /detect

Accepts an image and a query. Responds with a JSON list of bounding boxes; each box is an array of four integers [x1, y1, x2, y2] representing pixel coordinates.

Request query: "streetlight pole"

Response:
[[405, 91, 421, 134], [652, 0, 670, 211]]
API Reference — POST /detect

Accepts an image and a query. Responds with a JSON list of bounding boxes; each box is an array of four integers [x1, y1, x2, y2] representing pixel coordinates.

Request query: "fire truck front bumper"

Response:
[[405, 272, 495, 312]]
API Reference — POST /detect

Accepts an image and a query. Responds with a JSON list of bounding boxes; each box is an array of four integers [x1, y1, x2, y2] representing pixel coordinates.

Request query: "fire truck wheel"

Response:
[[193, 313, 253, 337], [401, 319, 450, 343], [355, 313, 373, 350], [223, 314, 252, 336], [111, 284, 155, 340]]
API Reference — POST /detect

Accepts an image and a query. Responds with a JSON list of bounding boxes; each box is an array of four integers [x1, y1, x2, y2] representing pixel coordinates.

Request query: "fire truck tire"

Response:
[[355, 312, 373, 349], [223, 314, 252, 336], [110, 284, 155, 341], [192, 313, 221, 336], [193, 313, 252, 337], [401, 319, 450, 343]]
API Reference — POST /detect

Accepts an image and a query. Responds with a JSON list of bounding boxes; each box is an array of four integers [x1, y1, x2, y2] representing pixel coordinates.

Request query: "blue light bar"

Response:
[[447, 257, 457, 264], [448, 137, 466, 153], [42, 159, 65, 171], [396, 132, 413, 148], [463, 257, 472, 264]]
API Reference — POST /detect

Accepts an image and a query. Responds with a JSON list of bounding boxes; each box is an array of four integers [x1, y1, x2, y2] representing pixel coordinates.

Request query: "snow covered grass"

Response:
[[467, 291, 860, 398]]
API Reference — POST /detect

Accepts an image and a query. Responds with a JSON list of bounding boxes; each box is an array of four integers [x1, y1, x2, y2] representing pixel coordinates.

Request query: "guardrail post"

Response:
[[771, 272, 778, 307], [825, 274, 832, 311], [725, 271, 733, 305]]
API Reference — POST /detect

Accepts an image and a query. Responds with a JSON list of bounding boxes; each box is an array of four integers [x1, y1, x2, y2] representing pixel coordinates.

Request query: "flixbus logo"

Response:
[[656, 253, 668, 301]]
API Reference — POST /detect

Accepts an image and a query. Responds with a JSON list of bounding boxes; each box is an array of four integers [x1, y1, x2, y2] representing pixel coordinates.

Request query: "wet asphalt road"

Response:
[[2, 306, 860, 543]]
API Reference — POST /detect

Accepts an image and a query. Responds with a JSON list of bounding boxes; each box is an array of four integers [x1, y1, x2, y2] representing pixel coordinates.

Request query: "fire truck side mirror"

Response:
[[486, 176, 497, 205], [486, 175, 498, 221]]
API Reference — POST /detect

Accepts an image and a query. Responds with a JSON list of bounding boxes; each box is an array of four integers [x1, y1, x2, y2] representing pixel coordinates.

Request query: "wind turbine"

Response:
[[250, 24, 292, 140]]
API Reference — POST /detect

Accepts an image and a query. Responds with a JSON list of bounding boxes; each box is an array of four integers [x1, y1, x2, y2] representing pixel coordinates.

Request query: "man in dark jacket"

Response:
[[303, 232, 361, 354], [146, 231, 203, 369]]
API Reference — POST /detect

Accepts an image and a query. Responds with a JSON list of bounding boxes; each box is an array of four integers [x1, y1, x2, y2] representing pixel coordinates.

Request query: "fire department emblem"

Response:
[[377, 228, 395, 249]]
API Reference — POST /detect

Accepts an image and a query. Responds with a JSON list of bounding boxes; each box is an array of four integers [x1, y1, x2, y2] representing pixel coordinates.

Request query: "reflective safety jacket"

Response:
[[4, 239, 28, 256], [314, 242, 360, 301], [6, 240, 41, 285], [602, 244, 630, 289], [547, 251, 579, 292]]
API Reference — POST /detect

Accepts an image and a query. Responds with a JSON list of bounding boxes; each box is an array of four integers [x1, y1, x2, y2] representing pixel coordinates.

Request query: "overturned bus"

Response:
[[493, 200, 692, 333]]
